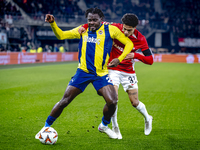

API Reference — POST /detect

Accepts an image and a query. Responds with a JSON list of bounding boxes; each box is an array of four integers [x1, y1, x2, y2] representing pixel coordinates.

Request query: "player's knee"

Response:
[[107, 98, 117, 107], [131, 99, 139, 107], [112, 95, 118, 105], [116, 94, 119, 100], [58, 97, 71, 108], [112, 99, 118, 106], [57, 100, 66, 108]]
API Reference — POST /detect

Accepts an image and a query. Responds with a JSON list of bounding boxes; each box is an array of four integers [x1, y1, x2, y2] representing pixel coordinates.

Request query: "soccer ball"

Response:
[[38, 127, 58, 145]]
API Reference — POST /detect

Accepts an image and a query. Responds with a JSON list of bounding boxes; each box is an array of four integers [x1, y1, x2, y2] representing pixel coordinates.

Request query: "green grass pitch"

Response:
[[0, 62, 199, 150]]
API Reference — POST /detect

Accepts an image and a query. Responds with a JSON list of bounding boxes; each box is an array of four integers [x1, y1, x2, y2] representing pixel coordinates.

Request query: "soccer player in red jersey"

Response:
[[79, 13, 153, 139]]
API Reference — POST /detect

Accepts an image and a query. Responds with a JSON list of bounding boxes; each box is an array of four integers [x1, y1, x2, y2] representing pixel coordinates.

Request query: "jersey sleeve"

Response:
[[109, 25, 133, 62], [132, 31, 153, 65], [134, 49, 153, 65], [50, 21, 81, 40]]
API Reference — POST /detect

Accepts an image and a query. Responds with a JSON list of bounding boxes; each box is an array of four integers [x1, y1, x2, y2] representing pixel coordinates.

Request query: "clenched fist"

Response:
[[45, 14, 55, 23]]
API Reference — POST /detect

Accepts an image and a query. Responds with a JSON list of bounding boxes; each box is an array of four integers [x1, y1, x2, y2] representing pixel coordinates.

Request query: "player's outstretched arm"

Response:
[[46, 14, 81, 40]]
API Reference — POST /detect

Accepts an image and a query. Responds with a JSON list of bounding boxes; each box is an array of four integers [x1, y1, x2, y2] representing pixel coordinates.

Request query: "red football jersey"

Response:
[[81, 22, 153, 73], [108, 23, 151, 73]]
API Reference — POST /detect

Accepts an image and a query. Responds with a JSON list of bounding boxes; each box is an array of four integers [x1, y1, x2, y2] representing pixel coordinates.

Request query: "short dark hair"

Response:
[[121, 13, 139, 28], [85, 7, 104, 19]]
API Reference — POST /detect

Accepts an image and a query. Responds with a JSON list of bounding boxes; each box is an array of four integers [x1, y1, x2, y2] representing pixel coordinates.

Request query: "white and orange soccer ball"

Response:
[[38, 127, 58, 145]]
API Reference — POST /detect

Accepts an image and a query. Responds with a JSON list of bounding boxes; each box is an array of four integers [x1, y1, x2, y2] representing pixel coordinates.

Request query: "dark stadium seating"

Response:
[[0, 0, 199, 53], [161, 0, 200, 38]]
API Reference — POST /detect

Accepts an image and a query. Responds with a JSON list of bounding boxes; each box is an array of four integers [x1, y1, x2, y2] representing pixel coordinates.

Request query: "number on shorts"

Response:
[[106, 76, 112, 83], [128, 76, 136, 84]]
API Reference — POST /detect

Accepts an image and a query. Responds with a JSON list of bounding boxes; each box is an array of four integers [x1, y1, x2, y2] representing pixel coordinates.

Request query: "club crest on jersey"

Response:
[[98, 30, 103, 35]]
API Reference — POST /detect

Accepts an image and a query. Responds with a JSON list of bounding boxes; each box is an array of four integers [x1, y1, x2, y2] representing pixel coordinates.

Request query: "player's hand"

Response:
[[124, 52, 135, 60], [45, 14, 55, 23], [107, 58, 120, 67], [78, 27, 86, 35]]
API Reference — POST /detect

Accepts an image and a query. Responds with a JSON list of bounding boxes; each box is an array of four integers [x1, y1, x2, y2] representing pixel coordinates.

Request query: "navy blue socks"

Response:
[[102, 116, 111, 126], [45, 116, 57, 127]]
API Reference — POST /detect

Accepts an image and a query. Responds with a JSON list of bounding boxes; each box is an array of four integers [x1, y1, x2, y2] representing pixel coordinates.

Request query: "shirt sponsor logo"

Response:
[[113, 41, 124, 52], [113, 41, 135, 52], [84, 36, 100, 45]]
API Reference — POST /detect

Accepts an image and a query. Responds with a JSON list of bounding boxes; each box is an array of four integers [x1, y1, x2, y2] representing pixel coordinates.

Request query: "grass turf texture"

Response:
[[0, 62, 199, 150]]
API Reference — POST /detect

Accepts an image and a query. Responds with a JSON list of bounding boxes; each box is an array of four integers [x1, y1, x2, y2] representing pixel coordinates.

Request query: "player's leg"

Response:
[[110, 85, 122, 139], [35, 68, 87, 139], [35, 86, 82, 139], [121, 72, 153, 135], [97, 84, 118, 139], [92, 74, 118, 139], [127, 88, 153, 135], [47, 86, 82, 124], [44, 69, 90, 127], [108, 70, 122, 139], [99, 84, 118, 124], [111, 85, 119, 127]]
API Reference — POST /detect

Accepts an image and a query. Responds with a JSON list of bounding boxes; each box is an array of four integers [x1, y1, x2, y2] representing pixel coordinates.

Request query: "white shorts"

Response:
[[108, 69, 138, 92]]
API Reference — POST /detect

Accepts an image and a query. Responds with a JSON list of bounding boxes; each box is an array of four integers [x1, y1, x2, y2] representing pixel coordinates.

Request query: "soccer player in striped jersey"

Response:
[[35, 8, 133, 140], [79, 14, 153, 139]]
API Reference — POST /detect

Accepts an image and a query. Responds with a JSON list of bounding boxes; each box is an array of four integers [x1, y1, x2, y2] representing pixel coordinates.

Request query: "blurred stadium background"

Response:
[[0, 0, 199, 54]]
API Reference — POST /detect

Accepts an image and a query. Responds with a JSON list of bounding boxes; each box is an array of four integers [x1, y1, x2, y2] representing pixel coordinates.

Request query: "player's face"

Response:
[[122, 24, 136, 37], [87, 13, 102, 32]]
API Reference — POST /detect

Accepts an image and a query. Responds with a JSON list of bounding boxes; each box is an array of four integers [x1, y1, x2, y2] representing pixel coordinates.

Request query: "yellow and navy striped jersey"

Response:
[[50, 22, 133, 76]]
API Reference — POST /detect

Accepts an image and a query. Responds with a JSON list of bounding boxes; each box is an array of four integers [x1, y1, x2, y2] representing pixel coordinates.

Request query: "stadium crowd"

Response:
[[0, 0, 199, 53], [0, 0, 20, 32], [161, 0, 200, 38]]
